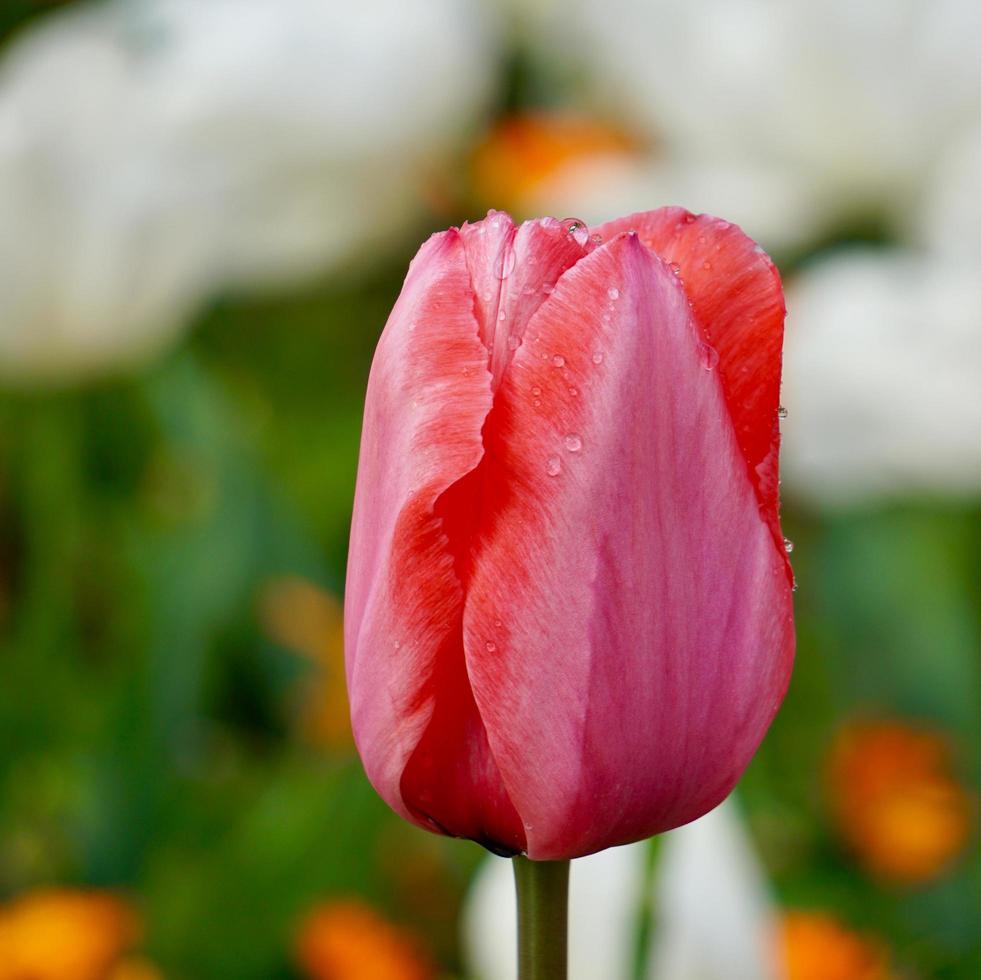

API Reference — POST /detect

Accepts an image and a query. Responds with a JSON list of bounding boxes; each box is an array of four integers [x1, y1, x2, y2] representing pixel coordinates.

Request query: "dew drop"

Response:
[[592, 351, 604, 365], [564, 434, 583, 452], [784, 538, 794, 554], [669, 262, 682, 277], [561, 218, 590, 247], [494, 619, 502, 628], [546, 455, 562, 476], [698, 343, 719, 370], [495, 248, 516, 279], [485, 641, 497, 652], [532, 385, 542, 396], [568, 386, 578, 396], [533, 399, 541, 408], [607, 287, 620, 300], [552, 354, 566, 367], [590, 233, 603, 245], [508, 334, 521, 351], [498, 309, 507, 321], [777, 405, 788, 420], [701, 261, 712, 272]]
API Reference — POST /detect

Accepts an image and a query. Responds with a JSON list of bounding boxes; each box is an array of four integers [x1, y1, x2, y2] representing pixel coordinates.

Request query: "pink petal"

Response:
[[344, 228, 525, 851], [593, 209, 790, 582], [458, 212, 592, 390], [454, 232, 794, 859]]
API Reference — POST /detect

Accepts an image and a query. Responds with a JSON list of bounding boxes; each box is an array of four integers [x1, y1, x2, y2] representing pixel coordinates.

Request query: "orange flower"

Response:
[[257, 576, 352, 750], [295, 900, 433, 980], [780, 911, 892, 980], [471, 112, 638, 217], [825, 720, 972, 883], [0, 889, 139, 980]]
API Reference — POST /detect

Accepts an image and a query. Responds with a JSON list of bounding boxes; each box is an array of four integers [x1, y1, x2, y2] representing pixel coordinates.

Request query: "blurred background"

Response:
[[0, 1, 979, 978]]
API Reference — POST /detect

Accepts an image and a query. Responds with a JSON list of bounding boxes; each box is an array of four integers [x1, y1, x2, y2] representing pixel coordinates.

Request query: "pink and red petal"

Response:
[[593, 209, 790, 581], [456, 233, 794, 858], [344, 228, 524, 850]]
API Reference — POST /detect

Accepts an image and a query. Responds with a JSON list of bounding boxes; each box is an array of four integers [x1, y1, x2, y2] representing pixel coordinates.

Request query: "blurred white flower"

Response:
[[781, 123, 981, 505], [517, 0, 981, 253], [0, 0, 497, 384], [781, 251, 981, 504], [463, 799, 777, 980]]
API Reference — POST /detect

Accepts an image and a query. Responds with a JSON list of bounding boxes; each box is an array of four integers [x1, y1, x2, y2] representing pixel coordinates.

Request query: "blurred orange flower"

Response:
[[295, 900, 434, 980], [0, 889, 140, 980], [258, 576, 352, 750], [780, 911, 893, 980], [825, 720, 972, 883], [471, 112, 638, 217]]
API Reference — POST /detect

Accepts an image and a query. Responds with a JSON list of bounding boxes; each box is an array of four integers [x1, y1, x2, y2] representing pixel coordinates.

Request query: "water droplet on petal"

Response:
[[533, 399, 541, 408], [564, 434, 582, 452], [546, 455, 562, 476], [698, 343, 719, 370], [508, 334, 521, 351], [498, 309, 507, 321], [590, 233, 603, 245], [777, 405, 788, 420], [607, 287, 619, 300], [592, 351, 604, 365], [701, 261, 712, 271], [532, 385, 542, 396], [552, 354, 565, 368], [568, 386, 578, 396], [485, 640, 497, 652], [561, 218, 590, 247], [669, 262, 682, 277], [494, 618, 502, 628], [784, 537, 794, 554]]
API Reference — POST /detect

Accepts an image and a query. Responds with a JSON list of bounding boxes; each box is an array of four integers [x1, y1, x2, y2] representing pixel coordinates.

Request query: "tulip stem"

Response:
[[512, 855, 570, 980]]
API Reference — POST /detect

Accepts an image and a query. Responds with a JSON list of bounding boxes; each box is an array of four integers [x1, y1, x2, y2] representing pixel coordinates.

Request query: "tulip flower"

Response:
[[345, 207, 794, 976]]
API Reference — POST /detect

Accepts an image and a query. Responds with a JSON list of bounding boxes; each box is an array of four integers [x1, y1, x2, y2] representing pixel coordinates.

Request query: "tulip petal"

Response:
[[456, 232, 794, 859], [344, 228, 525, 851], [459, 212, 591, 390], [592, 209, 789, 580]]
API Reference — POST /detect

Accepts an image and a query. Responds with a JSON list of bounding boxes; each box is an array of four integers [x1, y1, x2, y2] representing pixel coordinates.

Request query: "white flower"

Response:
[[0, 0, 497, 384], [781, 251, 981, 504], [781, 121, 981, 505], [516, 0, 981, 252], [463, 799, 778, 980]]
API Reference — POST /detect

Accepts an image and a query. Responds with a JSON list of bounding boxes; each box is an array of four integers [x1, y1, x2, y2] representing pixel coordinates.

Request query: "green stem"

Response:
[[512, 856, 570, 980]]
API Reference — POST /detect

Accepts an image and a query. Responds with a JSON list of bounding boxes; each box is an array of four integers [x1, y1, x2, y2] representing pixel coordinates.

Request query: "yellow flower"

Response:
[[470, 112, 638, 218], [295, 900, 433, 980], [0, 889, 139, 980], [257, 576, 352, 750], [825, 720, 972, 883], [781, 911, 893, 980]]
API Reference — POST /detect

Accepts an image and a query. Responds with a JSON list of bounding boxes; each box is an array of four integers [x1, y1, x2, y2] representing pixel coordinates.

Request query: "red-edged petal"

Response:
[[344, 229, 525, 852], [454, 233, 794, 859], [593, 209, 789, 581], [458, 212, 591, 390]]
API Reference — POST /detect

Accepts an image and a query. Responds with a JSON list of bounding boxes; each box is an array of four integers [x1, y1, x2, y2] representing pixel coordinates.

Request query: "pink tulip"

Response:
[[344, 208, 794, 861]]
